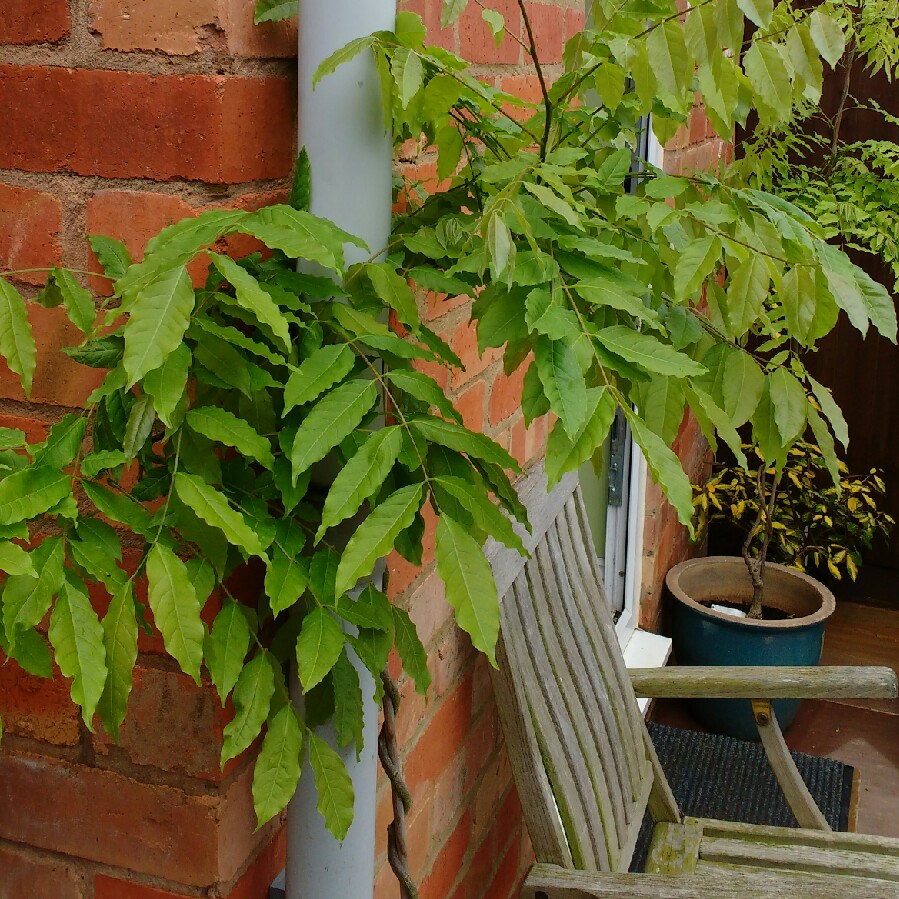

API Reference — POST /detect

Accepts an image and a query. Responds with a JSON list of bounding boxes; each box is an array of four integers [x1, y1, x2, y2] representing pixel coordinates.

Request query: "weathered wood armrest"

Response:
[[628, 665, 898, 700], [523, 864, 898, 899]]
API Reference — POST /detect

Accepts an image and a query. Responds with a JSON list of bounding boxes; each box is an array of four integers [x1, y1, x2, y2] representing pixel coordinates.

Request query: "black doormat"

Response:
[[630, 721, 855, 872]]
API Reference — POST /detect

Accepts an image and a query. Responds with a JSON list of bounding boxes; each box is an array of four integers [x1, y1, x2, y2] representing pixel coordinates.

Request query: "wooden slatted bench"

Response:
[[486, 462, 899, 899]]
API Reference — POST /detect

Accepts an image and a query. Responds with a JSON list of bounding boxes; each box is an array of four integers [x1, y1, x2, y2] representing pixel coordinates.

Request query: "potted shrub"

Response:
[[0, 0, 895, 879], [668, 442, 893, 738]]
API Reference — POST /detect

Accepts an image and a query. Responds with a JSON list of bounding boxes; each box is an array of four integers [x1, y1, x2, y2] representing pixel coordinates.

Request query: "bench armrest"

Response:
[[628, 665, 898, 700]]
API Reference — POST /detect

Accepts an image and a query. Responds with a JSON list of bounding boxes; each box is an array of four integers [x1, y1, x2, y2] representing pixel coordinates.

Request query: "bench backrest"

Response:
[[488, 464, 672, 873]]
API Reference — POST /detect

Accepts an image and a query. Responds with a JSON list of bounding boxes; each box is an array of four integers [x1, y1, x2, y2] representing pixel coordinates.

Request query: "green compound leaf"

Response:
[[436, 514, 499, 665], [393, 607, 431, 696], [297, 607, 345, 693], [252, 704, 304, 829], [290, 379, 379, 484], [317, 427, 404, 544], [0, 277, 36, 396], [210, 253, 292, 352], [308, 730, 355, 841], [97, 582, 138, 742], [335, 484, 424, 597], [0, 467, 71, 527], [221, 652, 276, 766], [3, 537, 64, 646], [186, 406, 274, 470], [48, 578, 107, 728], [123, 265, 195, 386], [174, 472, 265, 558], [146, 543, 205, 684], [206, 602, 252, 705], [283, 344, 356, 413]]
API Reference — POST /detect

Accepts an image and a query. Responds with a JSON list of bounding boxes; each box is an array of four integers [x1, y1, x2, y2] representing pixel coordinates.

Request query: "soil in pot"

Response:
[[666, 556, 836, 740]]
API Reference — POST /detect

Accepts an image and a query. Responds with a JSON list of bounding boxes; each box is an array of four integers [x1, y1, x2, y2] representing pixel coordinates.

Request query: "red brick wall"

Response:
[[0, 2, 296, 896]]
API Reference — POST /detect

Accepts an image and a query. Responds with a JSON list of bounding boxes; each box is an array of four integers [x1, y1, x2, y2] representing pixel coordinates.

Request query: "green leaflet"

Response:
[[80, 451, 128, 479], [410, 418, 521, 473], [365, 262, 420, 330], [545, 387, 616, 489], [186, 406, 274, 470], [146, 543, 205, 683], [486, 211, 515, 281], [253, 704, 304, 828], [48, 579, 108, 728], [49, 269, 95, 335], [143, 344, 191, 428], [441, 0, 468, 28], [123, 265, 195, 386], [645, 20, 691, 113], [332, 651, 364, 755], [807, 406, 840, 488], [626, 413, 694, 533], [71, 518, 126, 593], [751, 380, 788, 470], [6, 627, 52, 678], [594, 326, 706, 378], [393, 607, 431, 696], [673, 235, 721, 301], [265, 546, 309, 616], [174, 472, 265, 558], [297, 607, 345, 692], [254, 0, 298, 24], [308, 730, 355, 841], [0, 427, 25, 450], [317, 427, 404, 544], [0, 278, 36, 396], [534, 335, 588, 440], [3, 537, 64, 645], [808, 9, 846, 68], [786, 22, 823, 103], [743, 41, 792, 126], [723, 254, 770, 337], [210, 254, 291, 352], [283, 344, 356, 413], [808, 375, 848, 449], [685, 385, 748, 471], [387, 370, 462, 423], [432, 475, 525, 555], [735, 0, 773, 28], [34, 414, 86, 470], [206, 602, 252, 705], [0, 466, 70, 526], [89, 235, 132, 281], [391, 47, 425, 110], [768, 368, 807, 445], [97, 582, 138, 742], [123, 394, 156, 461], [313, 36, 375, 88], [82, 481, 154, 539], [634, 376, 687, 446], [335, 484, 424, 597], [0, 542, 36, 577], [335, 585, 393, 632], [290, 379, 379, 484], [435, 515, 499, 665], [222, 652, 276, 765]]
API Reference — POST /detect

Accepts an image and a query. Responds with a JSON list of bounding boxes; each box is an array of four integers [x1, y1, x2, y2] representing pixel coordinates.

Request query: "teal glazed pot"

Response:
[[667, 556, 835, 741]]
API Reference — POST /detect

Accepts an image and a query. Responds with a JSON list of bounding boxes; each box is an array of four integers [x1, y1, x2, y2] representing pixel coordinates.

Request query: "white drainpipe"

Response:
[[287, 2, 396, 898]]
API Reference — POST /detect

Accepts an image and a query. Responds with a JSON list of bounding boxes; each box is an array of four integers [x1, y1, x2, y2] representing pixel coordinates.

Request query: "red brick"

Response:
[[224, 825, 287, 899], [688, 106, 708, 146], [0, 841, 84, 899], [0, 411, 51, 444], [487, 830, 526, 899], [398, 0, 455, 52], [405, 675, 473, 800], [0, 304, 105, 408], [92, 665, 229, 781], [0, 183, 62, 286], [0, 0, 69, 44], [449, 829, 494, 899], [420, 810, 471, 899], [0, 656, 81, 746], [453, 378, 486, 432], [566, 7, 586, 35], [459, 0, 522, 65], [0, 751, 262, 887], [488, 358, 529, 426], [221, 0, 298, 58], [93, 875, 192, 899], [522, 2, 566, 64], [450, 319, 501, 389], [497, 73, 545, 121], [0, 66, 295, 184], [386, 502, 437, 598], [403, 573, 454, 651]]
